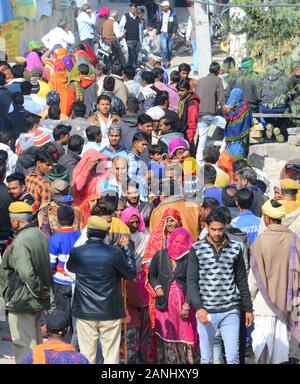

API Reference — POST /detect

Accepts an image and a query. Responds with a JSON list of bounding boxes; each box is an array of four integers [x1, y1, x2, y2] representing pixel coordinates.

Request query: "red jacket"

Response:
[[180, 93, 200, 143]]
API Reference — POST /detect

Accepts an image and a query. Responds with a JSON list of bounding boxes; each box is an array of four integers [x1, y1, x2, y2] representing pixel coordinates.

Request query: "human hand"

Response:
[[119, 236, 130, 247], [245, 312, 254, 327], [156, 287, 164, 297], [87, 159, 100, 171], [181, 304, 190, 320], [196, 308, 209, 324], [171, 33, 176, 40]]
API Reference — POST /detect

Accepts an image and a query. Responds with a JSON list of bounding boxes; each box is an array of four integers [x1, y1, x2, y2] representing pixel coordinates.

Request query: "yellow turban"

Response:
[[280, 179, 300, 191], [87, 216, 109, 231], [182, 157, 200, 175], [9, 202, 32, 214], [262, 200, 286, 220]]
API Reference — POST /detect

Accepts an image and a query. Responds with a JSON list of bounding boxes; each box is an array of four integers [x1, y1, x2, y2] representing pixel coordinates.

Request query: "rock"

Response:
[[250, 137, 263, 144], [249, 143, 300, 160], [287, 127, 300, 135], [288, 135, 300, 145]]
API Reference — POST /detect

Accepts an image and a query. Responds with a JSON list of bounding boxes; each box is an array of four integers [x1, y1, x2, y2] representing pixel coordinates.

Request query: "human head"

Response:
[[146, 107, 165, 131], [53, 124, 72, 146], [148, 54, 162, 68], [81, 3, 92, 13], [86, 125, 102, 143], [129, 2, 138, 15], [31, 67, 42, 78], [138, 113, 153, 134], [20, 81, 32, 95], [273, 182, 283, 201], [232, 158, 248, 180], [57, 205, 75, 227], [112, 156, 127, 181], [161, 0, 170, 12], [34, 149, 53, 176], [158, 117, 175, 134], [235, 187, 254, 210], [72, 101, 86, 118], [132, 132, 148, 155], [235, 167, 257, 188], [111, 62, 123, 77], [240, 57, 254, 70], [262, 199, 286, 226], [12, 64, 24, 79], [46, 91, 60, 106], [11, 92, 24, 107], [24, 113, 42, 133], [108, 125, 122, 148], [120, 207, 145, 234], [168, 137, 189, 161], [30, 79, 40, 94], [68, 135, 84, 155], [95, 63, 109, 78], [126, 180, 140, 205], [57, 19, 69, 30], [209, 62, 221, 75], [126, 97, 139, 114], [115, 197, 127, 218], [206, 209, 227, 243], [96, 94, 111, 115], [110, 9, 118, 20], [98, 6, 110, 17], [176, 79, 191, 99], [280, 179, 300, 201], [7, 173, 27, 200], [90, 194, 118, 231], [137, 7, 145, 18], [9, 202, 33, 231], [201, 197, 220, 221], [103, 76, 115, 92], [178, 63, 191, 80], [78, 63, 89, 76], [223, 56, 236, 73], [87, 215, 109, 239], [152, 67, 164, 82], [155, 91, 169, 108], [204, 164, 217, 185], [123, 66, 136, 81], [203, 145, 220, 164], [48, 104, 61, 120], [0, 131, 13, 148], [170, 70, 180, 84], [46, 309, 70, 337], [149, 144, 163, 162], [140, 71, 155, 87], [0, 61, 13, 83]]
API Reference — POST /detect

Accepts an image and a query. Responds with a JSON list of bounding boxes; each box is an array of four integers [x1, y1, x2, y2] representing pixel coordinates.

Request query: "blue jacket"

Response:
[[158, 9, 178, 36], [67, 239, 136, 321], [231, 210, 261, 245]]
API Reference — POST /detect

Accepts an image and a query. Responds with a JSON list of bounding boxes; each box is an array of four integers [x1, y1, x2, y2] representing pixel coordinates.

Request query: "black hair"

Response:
[[232, 159, 248, 173], [152, 67, 164, 80], [155, 90, 169, 106], [215, 206, 232, 225], [281, 188, 298, 197], [159, 117, 176, 132], [178, 63, 191, 73], [24, 113, 41, 132], [0, 150, 8, 164], [11, 91, 24, 106], [6, 172, 26, 185], [34, 149, 53, 166], [112, 62, 123, 76], [67, 134, 84, 154], [202, 197, 220, 210], [132, 132, 148, 144], [91, 194, 118, 216], [237, 167, 257, 185], [0, 163, 6, 183], [20, 81, 32, 95], [96, 94, 111, 104], [267, 199, 283, 224], [236, 187, 254, 210], [53, 124, 71, 141], [117, 196, 128, 207], [0, 131, 12, 145], [223, 56, 236, 69], [57, 205, 75, 226], [170, 70, 180, 83], [124, 66, 136, 80], [72, 101, 86, 117], [0, 72, 5, 86], [129, 3, 137, 7], [87, 228, 107, 239], [204, 164, 217, 184], [203, 145, 220, 164], [206, 209, 227, 225], [209, 62, 221, 75], [12, 64, 24, 79], [103, 76, 115, 92], [48, 104, 61, 120], [253, 179, 267, 194], [222, 185, 237, 208], [141, 71, 155, 85], [176, 79, 191, 90], [95, 63, 109, 75], [126, 97, 139, 113], [138, 113, 153, 125], [78, 63, 89, 76], [86, 125, 101, 142], [149, 144, 163, 156]]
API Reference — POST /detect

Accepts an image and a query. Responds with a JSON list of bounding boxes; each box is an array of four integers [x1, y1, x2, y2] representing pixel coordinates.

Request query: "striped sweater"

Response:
[[49, 228, 81, 285], [187, 236, 253, 313]]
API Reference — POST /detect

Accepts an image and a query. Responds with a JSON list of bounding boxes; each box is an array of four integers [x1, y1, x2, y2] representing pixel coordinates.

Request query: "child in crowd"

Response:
[[81, 125, 102, 155], [147, 145, 166, 186]]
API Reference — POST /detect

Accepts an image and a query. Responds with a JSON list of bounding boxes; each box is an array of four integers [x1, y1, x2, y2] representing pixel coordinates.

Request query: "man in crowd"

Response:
[[76, 3, 96, 48], [41, 20, 75, 50]]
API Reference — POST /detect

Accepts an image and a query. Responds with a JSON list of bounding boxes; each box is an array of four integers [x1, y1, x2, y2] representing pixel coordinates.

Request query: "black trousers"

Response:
[[127, 40, 139, 68], [53, 282, 72, 315]]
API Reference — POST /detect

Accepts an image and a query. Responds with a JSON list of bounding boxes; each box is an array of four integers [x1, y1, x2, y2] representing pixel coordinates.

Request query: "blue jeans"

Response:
[[197, 308, 240, 364], [213, 330, 225, 364], [160, 32, 174, 62], [191, 39, 198, 73], [127, 40, 139, 68]]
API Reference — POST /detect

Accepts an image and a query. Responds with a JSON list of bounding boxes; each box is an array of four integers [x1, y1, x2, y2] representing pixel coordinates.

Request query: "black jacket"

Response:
[[117, 114, 138, 151], [149, 249, 190, 311], [0, 183, 12, 243], [67, 239, 136, 321], [58, 150, 81, 180], [0, 86, 12, 121], [7, 106, 29, 144]]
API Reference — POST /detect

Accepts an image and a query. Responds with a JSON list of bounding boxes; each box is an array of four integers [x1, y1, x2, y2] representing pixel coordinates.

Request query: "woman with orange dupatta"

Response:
[[217, 151, 235, 184], [71, 149, 111, 207], [142, 207, 183, 361], [48, 59, 69, 116]]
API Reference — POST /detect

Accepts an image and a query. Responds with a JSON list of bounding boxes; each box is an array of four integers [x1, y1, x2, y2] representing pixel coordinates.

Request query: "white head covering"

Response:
[[145, 106, 165, 121]]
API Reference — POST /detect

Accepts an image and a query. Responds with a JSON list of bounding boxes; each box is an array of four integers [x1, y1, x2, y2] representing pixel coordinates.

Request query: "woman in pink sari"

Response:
[[71, 149, 111, 207], [148, 227, 199, 363], [26, 51, 47, 78], [120, 208, 151, 363]]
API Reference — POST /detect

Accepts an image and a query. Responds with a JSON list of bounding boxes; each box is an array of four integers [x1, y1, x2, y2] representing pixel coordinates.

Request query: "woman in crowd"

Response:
[[49, 59, 69, 116], [223, 88, 252, 158], [142, 208, 183, 360], [120, 207, 151, 363], [148, 227, 199, 363]]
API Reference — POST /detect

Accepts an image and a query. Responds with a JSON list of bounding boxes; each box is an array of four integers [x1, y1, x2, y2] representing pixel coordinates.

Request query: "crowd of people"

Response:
[[0, 1, 300, 366]]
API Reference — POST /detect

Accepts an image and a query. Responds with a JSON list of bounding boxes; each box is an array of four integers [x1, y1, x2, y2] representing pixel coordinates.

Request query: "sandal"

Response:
[[273, 127, 286, 143]]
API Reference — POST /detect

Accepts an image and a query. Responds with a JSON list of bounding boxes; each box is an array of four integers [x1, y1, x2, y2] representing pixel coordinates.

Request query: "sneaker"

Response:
[[273, 127, 286, 143]]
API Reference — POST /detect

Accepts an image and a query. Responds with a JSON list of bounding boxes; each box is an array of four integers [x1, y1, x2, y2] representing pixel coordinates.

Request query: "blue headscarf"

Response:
[[226, 88, 243, 108]]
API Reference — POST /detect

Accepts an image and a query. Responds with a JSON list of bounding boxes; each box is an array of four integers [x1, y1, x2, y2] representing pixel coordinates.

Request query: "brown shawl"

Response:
[[251, 224, 300, 341]]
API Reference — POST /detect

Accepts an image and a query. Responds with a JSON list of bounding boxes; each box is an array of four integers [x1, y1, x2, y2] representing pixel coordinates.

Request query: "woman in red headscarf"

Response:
[[148, 227, 199, 363], [142, 207, 183, 360]]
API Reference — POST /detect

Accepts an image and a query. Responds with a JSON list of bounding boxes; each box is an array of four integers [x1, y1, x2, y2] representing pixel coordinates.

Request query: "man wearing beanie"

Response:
[[0, 202, 51, 364], [249, 199, 300, 364], [67, 215, 136, 364], [48, 205, 81, 317]]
